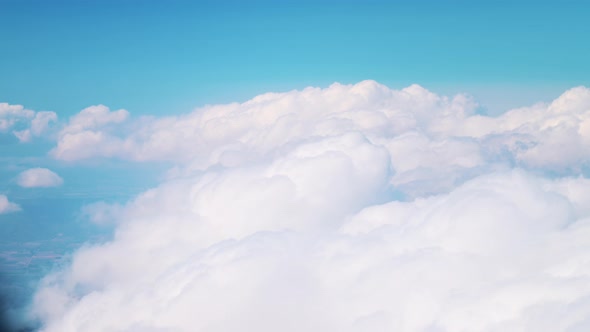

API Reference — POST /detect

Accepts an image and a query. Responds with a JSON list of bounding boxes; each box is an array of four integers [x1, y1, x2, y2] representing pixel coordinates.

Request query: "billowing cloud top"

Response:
[[17, 168, 64, 188], [0, 195, 20, 214], [50, 81, 590, 190], [32, 81, 590, 331]]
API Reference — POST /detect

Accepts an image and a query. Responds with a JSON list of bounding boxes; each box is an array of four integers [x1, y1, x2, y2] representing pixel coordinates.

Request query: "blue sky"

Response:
[[1, 0, 589, 116], [2, 1, 590, 330]]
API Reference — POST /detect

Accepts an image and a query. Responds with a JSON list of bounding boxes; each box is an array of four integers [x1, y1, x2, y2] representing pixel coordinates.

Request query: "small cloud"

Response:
[[30, 111, 58, 136], [17, 168, 64, 188], [0, 195, 20, 214], [0, 103, 57, 142], [80, 201, 124, 226], [50, 105, 129, 160], [0, 103, 34, 131], [13, 129, 32, 143]]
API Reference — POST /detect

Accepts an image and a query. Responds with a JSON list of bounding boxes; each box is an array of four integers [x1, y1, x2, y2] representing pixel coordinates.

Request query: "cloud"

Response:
[[49, 81, 590, 188], [17, 168, 63, 188], [51, 82, 479, 165], [50, 105, 129, 160], [32, 171, 590, 332], [32, 81, 590, 331], [0, 103, 34, 131], [0, 195, 20, 214], [14, 111, 59, 143], [0, 102, 58, 142], [80, 201, 124, 226]]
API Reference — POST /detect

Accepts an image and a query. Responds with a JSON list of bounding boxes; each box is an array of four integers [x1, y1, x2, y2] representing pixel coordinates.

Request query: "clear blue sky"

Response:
[[1, 0, 589, 116]]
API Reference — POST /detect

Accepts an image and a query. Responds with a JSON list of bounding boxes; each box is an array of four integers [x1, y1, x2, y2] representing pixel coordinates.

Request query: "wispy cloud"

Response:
[[0, 195, 20, 215]]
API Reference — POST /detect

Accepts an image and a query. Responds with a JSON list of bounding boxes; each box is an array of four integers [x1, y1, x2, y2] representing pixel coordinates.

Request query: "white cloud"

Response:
[[0, 102, 58, 142], [50, 81, 590, 183], [17, 168, 63, 188], [32, 82, 590, 331], [80, 201, 124, 226], [0, 102, 34, 131], [50, 105, 129, 160], [32, 171, 590, 332], [51, 82, 479, 165], [14, 111, 60, 143], [0, 195, 20, 214], [62, 104, 129, 134], [13, 129, 32, 143]]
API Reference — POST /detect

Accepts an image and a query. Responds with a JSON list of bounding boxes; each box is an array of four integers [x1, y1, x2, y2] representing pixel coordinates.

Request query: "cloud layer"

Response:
[[49, 81, 590, 194], [17, 168, 64, 188], [32, 81, 590, 331]]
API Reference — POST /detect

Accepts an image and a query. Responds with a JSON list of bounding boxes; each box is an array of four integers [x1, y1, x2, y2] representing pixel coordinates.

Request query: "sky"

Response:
[[1, 0, 589, 115], [2, 1, 590, 331]]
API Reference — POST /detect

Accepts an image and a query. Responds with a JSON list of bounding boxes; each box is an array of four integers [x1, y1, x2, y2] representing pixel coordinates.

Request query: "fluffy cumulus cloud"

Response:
[[50, 81, 590, 191], [0, 195, 20, 214], [17, 168, 64, 188], [50, 105, 129, 160], [0, 103, 34, 131], [32, 81, 590, 331], [0, 102, 58, 142]]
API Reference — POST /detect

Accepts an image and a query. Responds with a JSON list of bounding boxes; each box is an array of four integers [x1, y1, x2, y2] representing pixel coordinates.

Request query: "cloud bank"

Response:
[[33, 81, 590, 331], [0, 195, 20, 214], [17, 168, 64, 188]]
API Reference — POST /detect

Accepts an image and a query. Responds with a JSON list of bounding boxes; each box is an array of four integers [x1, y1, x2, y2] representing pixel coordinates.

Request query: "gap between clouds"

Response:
[[0, 168, 63, 215]]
